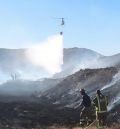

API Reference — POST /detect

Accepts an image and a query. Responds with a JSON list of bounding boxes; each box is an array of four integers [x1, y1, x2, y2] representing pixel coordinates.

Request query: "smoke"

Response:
[[26, 34, 63, 75], [101, 71, 120, 90], [108, 94, 120, 111], [100, 71, 120, 111]]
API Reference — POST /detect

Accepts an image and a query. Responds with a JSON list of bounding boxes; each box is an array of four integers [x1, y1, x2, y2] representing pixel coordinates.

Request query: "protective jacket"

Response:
[[93, 94, 108, 113], [81, 93, 91, 107]]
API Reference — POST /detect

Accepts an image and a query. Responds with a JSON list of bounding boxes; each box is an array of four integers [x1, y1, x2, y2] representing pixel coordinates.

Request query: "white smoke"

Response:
[[101, 71, 120, 111], [26, 34, 63, 75], [101, 71, 120, 90], [108, 94, 120, 111]]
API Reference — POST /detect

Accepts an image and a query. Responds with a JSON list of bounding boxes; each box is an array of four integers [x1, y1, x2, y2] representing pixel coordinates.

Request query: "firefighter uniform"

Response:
[[80, 89, 91, 126], [93, 93, 108, 127]]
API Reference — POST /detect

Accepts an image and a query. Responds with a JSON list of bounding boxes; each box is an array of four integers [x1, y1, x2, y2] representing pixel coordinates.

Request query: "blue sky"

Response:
[[0, 0, 120, 55]]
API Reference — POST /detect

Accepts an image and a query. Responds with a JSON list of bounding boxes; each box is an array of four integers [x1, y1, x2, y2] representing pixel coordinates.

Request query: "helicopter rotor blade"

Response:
[[51, 17, 65, 19]]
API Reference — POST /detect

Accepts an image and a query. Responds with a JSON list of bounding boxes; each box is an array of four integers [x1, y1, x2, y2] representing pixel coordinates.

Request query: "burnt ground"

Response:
[[0, 98, 119, 129], [0, 99, 80, 128], [0, 96, 96, 129]]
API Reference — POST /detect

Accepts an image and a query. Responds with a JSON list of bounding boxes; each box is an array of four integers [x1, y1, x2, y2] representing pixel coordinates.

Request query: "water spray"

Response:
[[26, 34, 63, 75]]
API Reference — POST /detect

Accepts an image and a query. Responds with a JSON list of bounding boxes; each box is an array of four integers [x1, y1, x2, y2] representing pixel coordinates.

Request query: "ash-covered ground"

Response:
[[0, 98, 80, 128], [0, 97, 119, 129]]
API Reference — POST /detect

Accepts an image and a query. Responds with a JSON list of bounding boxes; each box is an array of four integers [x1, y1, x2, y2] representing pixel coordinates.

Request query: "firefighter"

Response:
[[80, 88, 91, 126], [93, 90, 108, 127]]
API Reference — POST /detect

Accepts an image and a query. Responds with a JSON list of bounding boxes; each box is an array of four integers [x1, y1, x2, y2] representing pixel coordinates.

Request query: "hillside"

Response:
[[0, 48, 120, 81], [0, 67, 119, 128], [54, 48, 120, 78], [43, 67, 119, 108]]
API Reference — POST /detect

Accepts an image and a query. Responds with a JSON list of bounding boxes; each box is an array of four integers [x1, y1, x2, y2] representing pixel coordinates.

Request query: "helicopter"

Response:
[[60, 18, 65, 35], [61, 18, 65, 26], [52, 17, 65, 35]]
